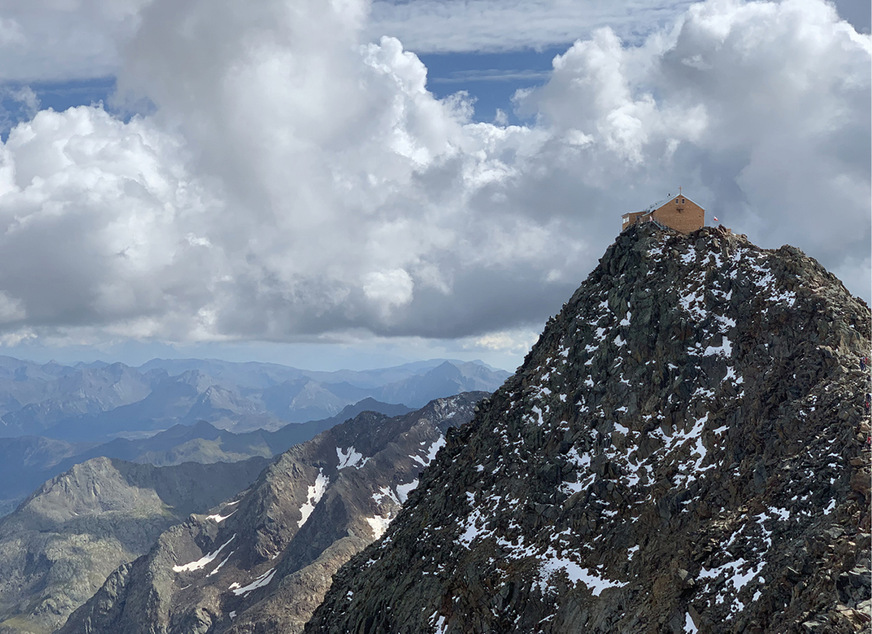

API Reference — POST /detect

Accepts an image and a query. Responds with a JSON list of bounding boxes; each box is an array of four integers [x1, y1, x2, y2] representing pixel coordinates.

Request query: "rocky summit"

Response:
[[308, 225, 871, 633], [60, 392, 485, 634]]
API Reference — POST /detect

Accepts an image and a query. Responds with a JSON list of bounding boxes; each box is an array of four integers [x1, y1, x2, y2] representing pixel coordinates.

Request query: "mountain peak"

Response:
[[308, 226, 871, 632], [58, 393, 487, 634]]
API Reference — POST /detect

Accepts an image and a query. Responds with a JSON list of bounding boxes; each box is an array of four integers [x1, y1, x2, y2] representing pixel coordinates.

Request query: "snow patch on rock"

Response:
[[298, 469, 329, 528]]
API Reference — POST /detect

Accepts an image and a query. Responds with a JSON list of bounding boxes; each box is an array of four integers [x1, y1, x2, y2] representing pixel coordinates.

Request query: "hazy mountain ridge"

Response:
[[0, 359, 508, 441], [0, 362, 154, 434], [59, 393, 487, 634], [0, 456, 269, 634], [0, 357, 505, 516], [308, 225, 871, 633]]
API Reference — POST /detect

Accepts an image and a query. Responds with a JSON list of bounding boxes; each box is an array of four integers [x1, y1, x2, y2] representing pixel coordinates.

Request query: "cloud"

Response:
[[515, 0, 870, 281], [0, 105, 219, 335], [0, 0, 867, 352], [3, 0, 868, 84], [429, 69, 552, 84], [0, 0, 151, 82], [0, 84, 40, 135], [363, 269, 415, 313], [464, 328, 540, 358], [367, 0, 698, 53], [0, 290, 26, 323]]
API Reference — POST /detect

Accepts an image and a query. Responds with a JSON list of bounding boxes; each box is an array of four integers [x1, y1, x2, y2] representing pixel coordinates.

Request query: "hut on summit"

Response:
[[622, 191, 704, 233]]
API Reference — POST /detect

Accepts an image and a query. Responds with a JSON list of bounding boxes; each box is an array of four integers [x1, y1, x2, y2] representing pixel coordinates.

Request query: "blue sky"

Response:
[[1, 78, 114, 139], [418, 49, 561, 125], [0, 0, 868, 371]]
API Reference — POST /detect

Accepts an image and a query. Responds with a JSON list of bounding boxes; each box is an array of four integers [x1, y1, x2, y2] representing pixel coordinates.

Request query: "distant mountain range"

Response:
[[0, 357, 509, 441], [59, 393, 484, 634], [0, 393, 484, 634], [0, 399, 413, 517], [0, 358, 508, 516]]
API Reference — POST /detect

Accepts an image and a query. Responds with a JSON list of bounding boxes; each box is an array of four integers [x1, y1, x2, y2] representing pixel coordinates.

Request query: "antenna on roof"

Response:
[[679, 186, 682, 195]]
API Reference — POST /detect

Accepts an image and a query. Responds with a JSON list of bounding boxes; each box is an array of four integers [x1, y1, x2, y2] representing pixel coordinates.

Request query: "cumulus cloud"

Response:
[[0, 106, 220, 335], [0, 0, 867, 352], [0, 0, 150, 82], [515, 0, 870, 287]]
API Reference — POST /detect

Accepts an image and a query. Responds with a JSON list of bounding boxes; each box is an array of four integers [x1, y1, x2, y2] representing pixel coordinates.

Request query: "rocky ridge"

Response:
[[308, 225, 871, 633], [60, 392, 486, 634], [0, 456, 268, 634], [0, 399, 413, 519]]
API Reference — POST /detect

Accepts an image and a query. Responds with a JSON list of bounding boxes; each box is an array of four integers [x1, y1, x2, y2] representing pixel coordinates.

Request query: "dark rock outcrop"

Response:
[[60, 393, 486, 634], [308, 225, 871, 633]]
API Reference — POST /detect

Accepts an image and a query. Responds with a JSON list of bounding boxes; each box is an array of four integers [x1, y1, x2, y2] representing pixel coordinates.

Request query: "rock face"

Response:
[[0, 456, 268, 634], [308, 225, 871, 633], [60, 393, 486, 634]]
